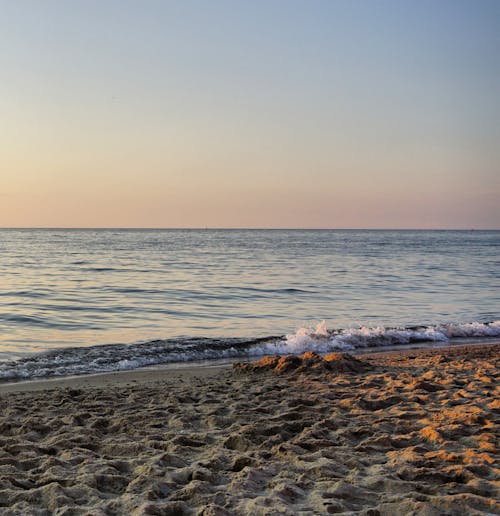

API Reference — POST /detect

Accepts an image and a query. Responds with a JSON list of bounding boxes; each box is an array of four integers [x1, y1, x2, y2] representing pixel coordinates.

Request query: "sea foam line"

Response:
[[267, 320, 500, 356], [0, 320, 498, 381]]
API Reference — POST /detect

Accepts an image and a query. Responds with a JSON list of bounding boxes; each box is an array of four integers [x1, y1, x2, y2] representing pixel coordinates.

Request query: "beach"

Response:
[[0, 343, 498, 515], [3, 0, 499, 513]]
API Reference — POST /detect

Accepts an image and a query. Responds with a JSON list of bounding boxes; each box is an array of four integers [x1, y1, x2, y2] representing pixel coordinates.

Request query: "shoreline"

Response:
[[0, 362, 229, 394], [1, 339, 499, 394]]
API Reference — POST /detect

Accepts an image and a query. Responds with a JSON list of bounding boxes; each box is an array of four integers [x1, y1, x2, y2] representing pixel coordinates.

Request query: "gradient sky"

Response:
[[1, 0, 499, 228]]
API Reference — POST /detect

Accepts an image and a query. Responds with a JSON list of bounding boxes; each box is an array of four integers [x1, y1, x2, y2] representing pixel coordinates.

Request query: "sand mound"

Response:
[[233, 351, 369, 374]]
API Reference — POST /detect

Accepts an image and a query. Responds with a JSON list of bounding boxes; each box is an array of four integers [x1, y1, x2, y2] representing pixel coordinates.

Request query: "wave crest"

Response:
[[0, 320, 498, 382]]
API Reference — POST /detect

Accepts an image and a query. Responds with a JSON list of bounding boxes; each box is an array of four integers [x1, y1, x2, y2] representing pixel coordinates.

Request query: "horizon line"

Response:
[[0, 227, 498, 231]]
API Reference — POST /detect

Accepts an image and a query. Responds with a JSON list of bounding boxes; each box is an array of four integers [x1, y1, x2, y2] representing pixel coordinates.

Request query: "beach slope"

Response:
[[0, 344, 498, 515]]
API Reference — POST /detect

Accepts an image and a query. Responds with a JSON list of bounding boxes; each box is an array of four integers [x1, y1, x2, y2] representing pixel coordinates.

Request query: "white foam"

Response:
[[254, 320, 500, 357], [444, 320, 500, 338], [0, 320, 498, 381]]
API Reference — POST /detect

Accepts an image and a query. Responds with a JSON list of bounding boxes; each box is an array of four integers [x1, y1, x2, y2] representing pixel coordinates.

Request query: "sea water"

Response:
[[0, 229, 498, 380]]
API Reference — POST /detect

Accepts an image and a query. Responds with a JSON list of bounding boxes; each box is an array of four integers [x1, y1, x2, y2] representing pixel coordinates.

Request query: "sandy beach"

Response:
[[0, 343, 498, 515]]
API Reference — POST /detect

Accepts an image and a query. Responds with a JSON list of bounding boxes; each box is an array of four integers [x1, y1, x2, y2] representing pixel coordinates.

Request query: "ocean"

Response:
[[0, 229, 498, 381]]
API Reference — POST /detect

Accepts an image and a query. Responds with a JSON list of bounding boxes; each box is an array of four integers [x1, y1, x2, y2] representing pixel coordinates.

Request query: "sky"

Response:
[[1, 0, 499, 228]]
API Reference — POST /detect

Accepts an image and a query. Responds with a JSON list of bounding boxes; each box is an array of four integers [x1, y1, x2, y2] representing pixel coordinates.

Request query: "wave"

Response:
[[280, 320, 500, 354], [224, 287, 313, 294], [0, 320, 498, 382]]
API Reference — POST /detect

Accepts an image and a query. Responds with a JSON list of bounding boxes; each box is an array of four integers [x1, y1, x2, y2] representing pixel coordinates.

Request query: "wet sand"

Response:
[[0, 343, 498, 515]]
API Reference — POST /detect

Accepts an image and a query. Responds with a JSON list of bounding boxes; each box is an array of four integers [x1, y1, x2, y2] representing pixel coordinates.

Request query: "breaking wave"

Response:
[[0, 320, 498, 382]]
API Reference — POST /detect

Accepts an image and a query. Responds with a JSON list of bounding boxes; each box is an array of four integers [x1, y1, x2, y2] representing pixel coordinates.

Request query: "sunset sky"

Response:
[[1, 0, 499, 228]]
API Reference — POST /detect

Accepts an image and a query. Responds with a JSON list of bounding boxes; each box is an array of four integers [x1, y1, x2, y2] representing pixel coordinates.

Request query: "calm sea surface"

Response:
[[0, 229, 499, 379]]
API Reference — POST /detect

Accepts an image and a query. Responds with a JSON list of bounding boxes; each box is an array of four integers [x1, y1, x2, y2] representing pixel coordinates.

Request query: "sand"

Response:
[[0, 344, 498, 515]]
